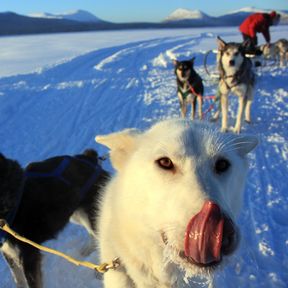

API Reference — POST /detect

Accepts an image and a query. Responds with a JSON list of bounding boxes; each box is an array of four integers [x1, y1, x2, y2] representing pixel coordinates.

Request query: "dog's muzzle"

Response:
[[184, 200, 238, 267]]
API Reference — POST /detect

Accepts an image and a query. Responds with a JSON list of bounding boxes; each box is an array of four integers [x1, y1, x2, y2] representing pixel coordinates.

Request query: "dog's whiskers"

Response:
[[216, 135, 240, 151], [221, 141, 258, 154]]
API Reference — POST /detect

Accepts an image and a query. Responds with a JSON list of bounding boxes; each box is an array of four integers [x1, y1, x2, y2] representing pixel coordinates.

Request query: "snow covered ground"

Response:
[[0, 26, 287, 287]]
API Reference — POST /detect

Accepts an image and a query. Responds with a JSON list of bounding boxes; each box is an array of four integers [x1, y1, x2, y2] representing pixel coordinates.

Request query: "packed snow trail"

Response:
[[0, 29, 287, 288]]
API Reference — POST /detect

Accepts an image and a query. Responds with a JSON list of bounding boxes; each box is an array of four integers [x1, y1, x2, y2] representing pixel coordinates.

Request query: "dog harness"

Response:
[[0, 156, 103, 246], [219, 55, 255, 90], [178, 87, 191, 100], [177, 77, 203, 101], [24, 155, 103, 200]]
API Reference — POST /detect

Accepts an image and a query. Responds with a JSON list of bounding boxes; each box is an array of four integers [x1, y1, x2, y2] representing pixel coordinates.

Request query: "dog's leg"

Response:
[[180, 102, 187, 118], [181, 101, 187, 118], [220, 93, 229, 132], [280, 51, 286, 67], [190, 97, 195, 120], [282, 51, 287, 66], [234, 96, 245, 134], [177, 92, 186, 118], [1, 241, 29, 288], [245, 99, 253, 123], [21, 245, 42, 288], [197, 95, 203, 120]]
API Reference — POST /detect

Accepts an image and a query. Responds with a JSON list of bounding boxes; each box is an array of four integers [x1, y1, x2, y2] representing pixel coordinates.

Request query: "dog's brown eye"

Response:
[[214, 158, 230, 174], [156, 157, 174, 170], [226, 52, 230, 56]]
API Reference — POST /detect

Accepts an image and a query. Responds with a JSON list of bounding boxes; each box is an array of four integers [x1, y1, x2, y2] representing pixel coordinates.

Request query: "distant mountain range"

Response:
[[164, 7, 288, 26], [28, 9, 103, 23], [0, 7, 287, 36]]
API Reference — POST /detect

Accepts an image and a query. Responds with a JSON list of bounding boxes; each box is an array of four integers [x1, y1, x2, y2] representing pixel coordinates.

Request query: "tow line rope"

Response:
[[0, 219, 120, 274], [187, 83, 220, 118]]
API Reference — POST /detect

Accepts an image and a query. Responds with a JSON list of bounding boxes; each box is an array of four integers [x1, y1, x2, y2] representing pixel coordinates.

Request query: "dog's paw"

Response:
[[232, 127, 241, 134], [245, 119, 252, 124]]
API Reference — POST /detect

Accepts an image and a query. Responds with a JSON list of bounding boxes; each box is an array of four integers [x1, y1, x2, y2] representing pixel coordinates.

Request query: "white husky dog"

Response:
[[217, 37, 255, 134], [95, 119, 258, 288]]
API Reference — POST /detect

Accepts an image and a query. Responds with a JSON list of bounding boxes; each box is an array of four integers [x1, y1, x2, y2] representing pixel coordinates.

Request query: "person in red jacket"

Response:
[[239, 11, 280, 54]]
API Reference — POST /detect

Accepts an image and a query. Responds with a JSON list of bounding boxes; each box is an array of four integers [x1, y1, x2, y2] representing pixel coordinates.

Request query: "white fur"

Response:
[[217, 38, 254, 134], [2, 241, 29, 288], [95, 119, 258, 288]]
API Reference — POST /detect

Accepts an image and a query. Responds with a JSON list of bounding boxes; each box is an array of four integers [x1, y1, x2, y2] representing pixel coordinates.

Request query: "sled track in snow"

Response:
[[0, 32, 288, 288]]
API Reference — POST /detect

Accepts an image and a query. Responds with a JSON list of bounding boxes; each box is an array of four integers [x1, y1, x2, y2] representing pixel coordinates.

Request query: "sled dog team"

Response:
[[0, 36, 261, 288], [174, 37, 287, 134]]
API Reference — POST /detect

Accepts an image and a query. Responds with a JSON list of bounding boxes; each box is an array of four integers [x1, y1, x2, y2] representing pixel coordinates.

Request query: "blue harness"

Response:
[[0, 156, 102, 246]]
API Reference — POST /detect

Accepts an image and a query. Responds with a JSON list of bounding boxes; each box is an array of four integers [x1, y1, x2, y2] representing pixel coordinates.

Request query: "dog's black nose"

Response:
[[229, 60, 235, 66], [221, 215, 239, 256]]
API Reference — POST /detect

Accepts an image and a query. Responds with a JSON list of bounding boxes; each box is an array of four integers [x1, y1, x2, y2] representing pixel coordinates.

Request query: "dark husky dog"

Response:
[[0, 149, 109, 288], [173, 57, 204, 120]]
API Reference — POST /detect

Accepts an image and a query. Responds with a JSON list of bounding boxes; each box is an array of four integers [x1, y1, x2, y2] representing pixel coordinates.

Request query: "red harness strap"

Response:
[[188, 83, 218, 118]]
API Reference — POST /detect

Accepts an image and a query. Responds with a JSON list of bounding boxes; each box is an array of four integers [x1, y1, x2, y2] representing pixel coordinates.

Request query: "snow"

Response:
[[0, 26, 287, 287]]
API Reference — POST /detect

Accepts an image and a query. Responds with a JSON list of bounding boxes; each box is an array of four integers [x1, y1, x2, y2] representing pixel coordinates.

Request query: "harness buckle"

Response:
[[97, 257, 121, 273], [107, 257, 121, 270]]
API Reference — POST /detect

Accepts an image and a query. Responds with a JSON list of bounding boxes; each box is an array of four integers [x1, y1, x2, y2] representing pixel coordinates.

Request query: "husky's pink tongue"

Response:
[[184, 201, 224, 265]]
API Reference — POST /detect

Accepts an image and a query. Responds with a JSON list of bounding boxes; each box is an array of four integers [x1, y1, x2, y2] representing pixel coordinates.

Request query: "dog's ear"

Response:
[[173, 59, 179, 66], [217, 36, 226, 51], [190, 57, 196, 66], [95, 129, 140, 171], [190, 57, 196, 63], [232, 135, 258, 157]]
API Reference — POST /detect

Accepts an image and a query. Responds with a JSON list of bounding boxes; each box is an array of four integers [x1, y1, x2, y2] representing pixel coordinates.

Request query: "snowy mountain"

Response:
[[225, 6, 288, 25], [226, 6, 268, 15], [0, 11, 116, 36], [164, 8, 210, 22], [29, 9, 103, 23], [164, 7, 288, 25]]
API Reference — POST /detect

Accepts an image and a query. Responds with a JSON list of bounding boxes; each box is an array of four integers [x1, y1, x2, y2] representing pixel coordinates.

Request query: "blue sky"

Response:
[[1, 0, 287, 22]]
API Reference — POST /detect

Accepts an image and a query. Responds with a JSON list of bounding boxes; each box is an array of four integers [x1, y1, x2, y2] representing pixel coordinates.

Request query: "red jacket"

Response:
[[239, 13, 272, 43]]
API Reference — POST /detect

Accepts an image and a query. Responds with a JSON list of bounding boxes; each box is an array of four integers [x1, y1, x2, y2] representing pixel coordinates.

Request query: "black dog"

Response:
[[173, 57, 204, 119], [0, 149, 109, 288]]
